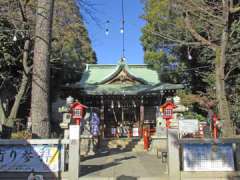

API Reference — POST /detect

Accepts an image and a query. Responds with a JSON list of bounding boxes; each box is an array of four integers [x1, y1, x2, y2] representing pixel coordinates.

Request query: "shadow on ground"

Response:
[[116, 175, 138, 180], [80, 155, 136, 176], [81, 138, 141, 161]]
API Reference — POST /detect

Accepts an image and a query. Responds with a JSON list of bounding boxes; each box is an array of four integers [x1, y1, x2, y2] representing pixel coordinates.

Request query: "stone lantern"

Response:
[[172, 96, 188, 128], [58, 96, 73, 139]]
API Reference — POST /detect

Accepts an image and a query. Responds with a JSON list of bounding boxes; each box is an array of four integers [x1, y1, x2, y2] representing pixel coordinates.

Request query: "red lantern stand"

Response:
[[161, 101, 176, 129], [143, 128, 149, 150], [70, 102, 87, 125], [212, 113, 218, 140]]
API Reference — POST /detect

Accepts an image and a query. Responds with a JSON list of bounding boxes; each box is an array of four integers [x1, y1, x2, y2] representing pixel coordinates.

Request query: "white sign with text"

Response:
[[0, 144, 63, 172], [69, 125, 80, 140], [179, 119, 199, 134]]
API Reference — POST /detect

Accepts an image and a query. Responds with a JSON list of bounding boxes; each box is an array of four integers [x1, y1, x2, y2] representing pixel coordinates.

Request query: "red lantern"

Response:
[[160, 101, 176, 128], [71, 102, 87, 125]]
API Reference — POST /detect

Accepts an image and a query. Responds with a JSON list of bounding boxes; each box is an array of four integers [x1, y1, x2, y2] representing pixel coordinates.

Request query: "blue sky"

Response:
[[81, 0, 145, 64]]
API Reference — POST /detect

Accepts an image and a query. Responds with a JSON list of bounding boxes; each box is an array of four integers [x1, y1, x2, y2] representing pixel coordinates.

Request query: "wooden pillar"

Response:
[[140, 96, 144, 137], [121, 107, 124, 123]]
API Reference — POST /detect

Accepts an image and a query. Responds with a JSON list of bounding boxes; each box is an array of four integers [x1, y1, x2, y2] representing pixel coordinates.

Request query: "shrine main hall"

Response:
[[63, 59, 183, 138]]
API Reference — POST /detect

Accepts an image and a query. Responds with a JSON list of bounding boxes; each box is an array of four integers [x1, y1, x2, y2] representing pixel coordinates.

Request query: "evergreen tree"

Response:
[[31, 0, 54, 138]]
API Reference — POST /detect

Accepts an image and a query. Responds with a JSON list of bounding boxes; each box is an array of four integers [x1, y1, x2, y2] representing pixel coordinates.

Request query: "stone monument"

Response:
[[80, 111, 95, 156]]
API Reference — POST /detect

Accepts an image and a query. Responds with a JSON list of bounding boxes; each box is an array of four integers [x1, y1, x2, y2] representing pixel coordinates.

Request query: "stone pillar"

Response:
[[235, 143, 240, 170], [68, 125, 80, 180], [168, 129, 180, 180]]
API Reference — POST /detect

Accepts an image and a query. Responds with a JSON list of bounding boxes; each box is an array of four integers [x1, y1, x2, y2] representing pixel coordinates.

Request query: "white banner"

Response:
[[132, 128, 139, 137], [0, 144, 63, 172]]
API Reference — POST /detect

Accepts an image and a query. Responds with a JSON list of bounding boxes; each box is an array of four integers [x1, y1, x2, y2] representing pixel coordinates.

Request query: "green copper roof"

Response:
[[76, 84, 184, 95], [80, 84, 150, 95], [67, 59, 184, 95], [79, 60, 160, 86]]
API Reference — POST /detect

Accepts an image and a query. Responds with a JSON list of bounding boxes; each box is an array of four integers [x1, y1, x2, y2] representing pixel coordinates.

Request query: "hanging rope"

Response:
[[121, 0, 125, 58]]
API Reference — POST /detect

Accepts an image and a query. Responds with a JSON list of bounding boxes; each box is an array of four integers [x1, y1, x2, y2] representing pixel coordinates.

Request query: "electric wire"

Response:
[[121, 0, 125, 58]]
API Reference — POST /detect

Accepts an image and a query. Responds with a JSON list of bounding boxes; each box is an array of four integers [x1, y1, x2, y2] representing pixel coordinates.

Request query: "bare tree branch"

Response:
[[17, 0, 27, 22], [185, 0, 223, 21], [0, 99, 7, 125], [22, 39, 31, 75], [230, 6, 240, 13], [146, 29, 201, 47], [225, 65, 240, 80], [184, 12, 218, 50]]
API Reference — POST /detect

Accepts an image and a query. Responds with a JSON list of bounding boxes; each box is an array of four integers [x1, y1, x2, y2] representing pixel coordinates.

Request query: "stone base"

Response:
[[148, 136, 167, 155], [80, 138, 96, 156]]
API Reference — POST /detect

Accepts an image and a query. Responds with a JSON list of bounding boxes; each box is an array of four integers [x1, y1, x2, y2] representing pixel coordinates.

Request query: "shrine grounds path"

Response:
[[79, 150, 168, 180]]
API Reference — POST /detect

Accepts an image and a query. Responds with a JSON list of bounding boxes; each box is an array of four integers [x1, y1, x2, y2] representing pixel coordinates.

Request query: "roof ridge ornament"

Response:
[[119, 57, 127, 64]]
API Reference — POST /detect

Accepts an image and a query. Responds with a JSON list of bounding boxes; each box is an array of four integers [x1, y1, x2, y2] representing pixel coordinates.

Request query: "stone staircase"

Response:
[[100, 138, 145, 152]]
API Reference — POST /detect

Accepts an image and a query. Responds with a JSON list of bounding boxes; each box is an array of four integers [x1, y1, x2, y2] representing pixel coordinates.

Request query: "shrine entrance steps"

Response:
[[99, 138, 145, 153]]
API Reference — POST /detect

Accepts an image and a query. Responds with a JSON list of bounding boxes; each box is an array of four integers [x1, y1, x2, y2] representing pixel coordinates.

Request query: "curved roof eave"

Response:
[[98, 60, 148, 85]]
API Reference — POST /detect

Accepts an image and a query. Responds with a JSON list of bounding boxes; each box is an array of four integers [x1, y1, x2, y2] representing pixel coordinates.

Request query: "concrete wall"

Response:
[[0, 172, 68, 180], [181, 171, 240, 180], [165, 133, 240, 180]]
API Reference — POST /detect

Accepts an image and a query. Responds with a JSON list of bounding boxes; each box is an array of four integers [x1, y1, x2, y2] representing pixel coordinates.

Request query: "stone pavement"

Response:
[[79, 149, 168, 180]]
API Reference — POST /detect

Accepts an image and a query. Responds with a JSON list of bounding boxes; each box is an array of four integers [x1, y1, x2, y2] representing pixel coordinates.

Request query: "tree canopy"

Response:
[[0, 0, 96, 137], [141, 0, 240, 136]]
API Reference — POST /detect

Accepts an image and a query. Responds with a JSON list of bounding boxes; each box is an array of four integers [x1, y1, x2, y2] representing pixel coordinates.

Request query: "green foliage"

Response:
[[140, 0, 227, 120], [141, 0, 240, 129], [0, 0, 97, 132], [0, 18, 29, 97], [176, 90, 195, 106], [141, 0, 186, 49], [52, 0, 96, 64], [51, 0, 97, 94], [183, 111, 206, 122], [226, 18, 240, 124]]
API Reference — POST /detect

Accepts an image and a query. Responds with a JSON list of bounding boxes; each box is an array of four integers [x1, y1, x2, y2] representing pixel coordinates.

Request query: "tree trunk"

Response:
[[215, 1, 234, 137], [31, 0, 54, 138], [7, 39, 31, 128], [215, 48, 233, 137], [7, 73, 29, 127], [0, 99, 6, 132]]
